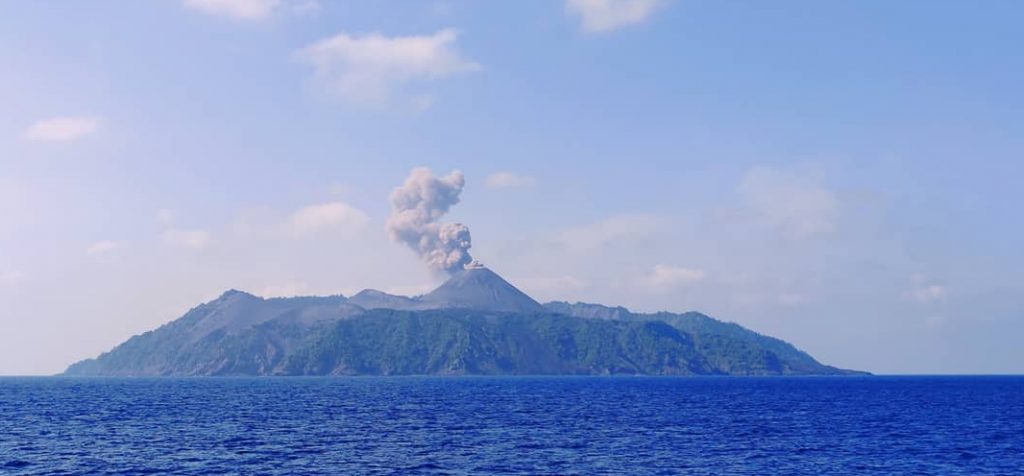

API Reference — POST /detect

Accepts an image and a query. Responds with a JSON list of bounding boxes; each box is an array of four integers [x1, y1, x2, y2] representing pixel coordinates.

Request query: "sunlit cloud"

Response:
[[296, 29, 480, 108], [183, 0, 277, 20], [286, 202, 369, 238], [566, 0, 663, 33], [24, 116, 101, 142]]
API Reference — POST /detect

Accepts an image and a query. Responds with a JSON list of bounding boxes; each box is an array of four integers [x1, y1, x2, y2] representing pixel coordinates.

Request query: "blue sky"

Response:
[[1, 0, 1022, 375]]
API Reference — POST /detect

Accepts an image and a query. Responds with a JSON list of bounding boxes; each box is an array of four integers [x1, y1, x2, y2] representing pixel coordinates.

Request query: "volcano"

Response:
[[418, 262, 544, 313], [63, 263, 865, 377], [347, 262, 544, 313]]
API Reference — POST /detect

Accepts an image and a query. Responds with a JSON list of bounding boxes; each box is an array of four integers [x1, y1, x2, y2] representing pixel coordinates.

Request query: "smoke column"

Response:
[[386, 167, 473, 275]]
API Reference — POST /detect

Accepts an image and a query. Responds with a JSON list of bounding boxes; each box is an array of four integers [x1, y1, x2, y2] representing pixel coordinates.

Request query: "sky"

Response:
[[2, 0, 1023, 375]]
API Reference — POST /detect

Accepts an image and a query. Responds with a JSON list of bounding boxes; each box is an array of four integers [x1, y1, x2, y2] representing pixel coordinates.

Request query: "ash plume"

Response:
[[386, 167, 473, 275]]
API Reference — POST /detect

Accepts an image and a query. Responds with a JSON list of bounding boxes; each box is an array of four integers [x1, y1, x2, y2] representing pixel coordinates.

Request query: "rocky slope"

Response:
[[64, 267, 864, 376]]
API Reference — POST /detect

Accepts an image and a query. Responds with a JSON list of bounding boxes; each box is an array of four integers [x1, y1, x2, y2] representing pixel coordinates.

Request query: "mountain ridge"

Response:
[[63, 266, 866, 377]]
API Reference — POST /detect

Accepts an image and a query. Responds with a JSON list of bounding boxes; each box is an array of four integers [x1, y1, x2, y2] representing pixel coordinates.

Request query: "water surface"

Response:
[[1, 376, 1021, 475]]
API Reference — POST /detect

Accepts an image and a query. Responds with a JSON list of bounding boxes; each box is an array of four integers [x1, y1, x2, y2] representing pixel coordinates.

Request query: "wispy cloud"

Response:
[[286, 202, 369, 237], [25, 116, 101, 142], [907, 285, 947, 303], [735, 166, 838, 238], [183, 0, 319, 20], [183, 0, 277, 20], [640, 264, 706, 289], [906, 275, 948, 303], [558, 213, 666, 252], [161, 229, 212, 250], [486, 172, 536, 189], [87, 240, 120, 255], [566, 0, 663, 33], [514, 275, 588, 301], [296, 29, 480, 108], [156, 209, 175, 225]]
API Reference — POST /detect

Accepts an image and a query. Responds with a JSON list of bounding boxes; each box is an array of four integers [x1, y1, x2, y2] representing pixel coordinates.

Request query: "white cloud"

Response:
[[641, 264, 706, 289], [289, 0, 320, 15], [183, 0, 319, 19], [738, 166, 838, 238], [87, 241, 120, 255], [161, 229, 212, 250], [906, 275, 948, 303], [908, 285, 947, 303], [226, 203, 367, 240], [25, 116, 101, 142], [558, 213, 665, 252], [296, 28, 480, 108], [486, 172, 536, 189], [286, 202, 369, 237], [566, 0, 663, 33], [183, 0, 278, 20]]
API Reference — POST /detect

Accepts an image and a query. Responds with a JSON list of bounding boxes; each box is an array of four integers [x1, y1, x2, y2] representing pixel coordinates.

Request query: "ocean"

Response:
[[1, 376, 1021, 475]]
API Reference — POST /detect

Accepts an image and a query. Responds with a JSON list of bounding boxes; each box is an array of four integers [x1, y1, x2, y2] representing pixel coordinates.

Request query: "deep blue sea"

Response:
[[1, 376, 1021, 475]]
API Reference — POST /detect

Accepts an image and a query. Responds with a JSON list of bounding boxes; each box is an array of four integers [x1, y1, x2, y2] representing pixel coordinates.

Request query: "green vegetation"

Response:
[[64, 301, 863, 376]]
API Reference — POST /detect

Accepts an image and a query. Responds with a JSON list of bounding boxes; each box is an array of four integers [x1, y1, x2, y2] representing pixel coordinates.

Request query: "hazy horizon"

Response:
[[3, 1, 1024, 376]]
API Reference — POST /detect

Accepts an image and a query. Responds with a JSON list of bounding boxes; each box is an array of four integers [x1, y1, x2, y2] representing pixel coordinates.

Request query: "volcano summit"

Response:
[[64, 264, 863, 377]]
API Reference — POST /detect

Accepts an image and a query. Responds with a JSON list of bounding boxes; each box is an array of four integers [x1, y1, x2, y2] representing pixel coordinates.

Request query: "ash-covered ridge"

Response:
[[64, 265, 865, 377], [417, 262, 545, 313], [346, 263, 543, 313]]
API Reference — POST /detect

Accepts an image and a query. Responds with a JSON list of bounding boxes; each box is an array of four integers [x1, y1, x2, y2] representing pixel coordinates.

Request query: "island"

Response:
[[64, 265, 865, 377]]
